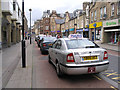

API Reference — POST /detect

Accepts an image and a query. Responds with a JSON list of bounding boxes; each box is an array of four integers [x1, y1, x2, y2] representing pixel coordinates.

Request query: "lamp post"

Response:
[[22, 0, 26, 68], [29, 8, 32, 44], [74, 24, 77, 34]]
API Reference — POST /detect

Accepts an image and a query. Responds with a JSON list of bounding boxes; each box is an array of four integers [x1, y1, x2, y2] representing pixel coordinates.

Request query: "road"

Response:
[[31, 41, 115, 88]]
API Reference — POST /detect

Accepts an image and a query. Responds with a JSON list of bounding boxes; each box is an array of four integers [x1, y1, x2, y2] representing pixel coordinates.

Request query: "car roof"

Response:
[[59, 38, 88, 41]]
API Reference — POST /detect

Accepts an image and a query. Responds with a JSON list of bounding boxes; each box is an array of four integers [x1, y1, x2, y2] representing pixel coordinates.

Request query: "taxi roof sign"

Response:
[[68, 34, 83, 39]]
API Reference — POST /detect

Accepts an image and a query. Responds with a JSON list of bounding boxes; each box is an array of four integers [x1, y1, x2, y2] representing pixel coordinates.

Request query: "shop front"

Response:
[[103, 19, 120, 45], [76, 28, 89, 38], [69, 28, 74, 34], [89, 22, 102, 41]]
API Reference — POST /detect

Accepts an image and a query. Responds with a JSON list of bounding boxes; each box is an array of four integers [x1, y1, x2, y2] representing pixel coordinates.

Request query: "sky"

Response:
[[18, 0, 91, 27]]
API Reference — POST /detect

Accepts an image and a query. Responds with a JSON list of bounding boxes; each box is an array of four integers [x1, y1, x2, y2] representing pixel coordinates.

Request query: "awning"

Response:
[[104, 29, 120, 32]]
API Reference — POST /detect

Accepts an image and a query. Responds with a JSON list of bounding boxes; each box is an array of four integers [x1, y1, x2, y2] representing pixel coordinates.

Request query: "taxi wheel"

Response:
[[48, 55, 52, 64], [56, 62, 62, 77]]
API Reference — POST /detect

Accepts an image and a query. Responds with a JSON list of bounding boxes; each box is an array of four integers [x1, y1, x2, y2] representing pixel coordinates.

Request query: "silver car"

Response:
[[48, 37, 109, 77]]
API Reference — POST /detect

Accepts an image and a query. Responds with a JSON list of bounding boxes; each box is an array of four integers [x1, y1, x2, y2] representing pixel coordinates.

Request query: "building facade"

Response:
[[1, 0, 28, 48], [89, 1, 120, 45]]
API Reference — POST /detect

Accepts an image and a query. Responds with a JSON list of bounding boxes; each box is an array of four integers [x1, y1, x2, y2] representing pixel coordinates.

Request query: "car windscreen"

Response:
[[65, 39, 99, 49]]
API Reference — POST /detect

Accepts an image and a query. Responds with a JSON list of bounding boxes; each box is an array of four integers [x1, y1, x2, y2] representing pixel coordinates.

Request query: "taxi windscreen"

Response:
[[65, 39, 99, 49]]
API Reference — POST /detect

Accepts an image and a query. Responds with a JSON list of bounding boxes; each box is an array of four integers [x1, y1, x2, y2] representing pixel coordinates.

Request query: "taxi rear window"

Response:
[[65, 39, 99, 49]]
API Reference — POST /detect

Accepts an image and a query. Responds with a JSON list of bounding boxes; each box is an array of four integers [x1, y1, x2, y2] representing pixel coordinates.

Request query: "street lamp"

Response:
[[29, 8, 32, 44], [74, 24, 77, 34], [22, 0, 26, 68]]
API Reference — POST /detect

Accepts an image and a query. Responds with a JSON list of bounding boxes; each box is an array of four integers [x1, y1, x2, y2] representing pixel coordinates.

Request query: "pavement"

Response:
[[1, 39, 119, 89]]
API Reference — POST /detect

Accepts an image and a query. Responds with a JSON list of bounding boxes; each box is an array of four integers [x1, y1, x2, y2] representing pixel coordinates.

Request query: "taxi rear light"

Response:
[[103, 51, 108, 60], [67, 53, 75, 62], [43, 43, 46, 47]]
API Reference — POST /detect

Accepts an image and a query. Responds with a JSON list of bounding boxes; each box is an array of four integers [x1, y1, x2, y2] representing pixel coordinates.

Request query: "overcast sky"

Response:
[[18, 0, 91, 27]]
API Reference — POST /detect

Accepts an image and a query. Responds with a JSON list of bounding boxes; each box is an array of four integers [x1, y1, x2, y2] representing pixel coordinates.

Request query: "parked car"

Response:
[[40, 37, 57, 54], [48, 34, 109, 77], [35, 35, 39, 42], [37, 35, 46, 47]]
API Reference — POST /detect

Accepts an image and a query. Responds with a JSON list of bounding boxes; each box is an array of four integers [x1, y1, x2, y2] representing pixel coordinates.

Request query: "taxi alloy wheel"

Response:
[[56, 62, 62, 77]]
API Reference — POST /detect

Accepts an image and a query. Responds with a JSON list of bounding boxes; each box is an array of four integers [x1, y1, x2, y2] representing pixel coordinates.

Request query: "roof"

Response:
[[55, 19, 65, 24]]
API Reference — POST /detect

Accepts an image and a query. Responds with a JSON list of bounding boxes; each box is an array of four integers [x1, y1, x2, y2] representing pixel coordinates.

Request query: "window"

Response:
[[46, 26, 49, 30], [94, 10, 96, 21], [103, 6, 107, 19], [65, 39, 99, 49], [56, 40, 62, 49], [111, 4, 114, 16], [91, 12, 93, 22], [104, 6, 106, 14], [100, 8, 102, 19]]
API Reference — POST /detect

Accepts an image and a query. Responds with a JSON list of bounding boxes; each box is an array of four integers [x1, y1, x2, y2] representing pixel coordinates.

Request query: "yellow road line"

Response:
[[110, 86, 117, 90], [93, 75, 102, 80]]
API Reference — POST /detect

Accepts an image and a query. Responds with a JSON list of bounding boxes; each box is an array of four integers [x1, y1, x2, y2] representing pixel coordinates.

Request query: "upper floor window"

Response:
[[91, 12, 93, 22], [111, 4, 114, 16], [100, 8, 102, 19], [94, 10, 96, 21], [103, 6, 106, 14]]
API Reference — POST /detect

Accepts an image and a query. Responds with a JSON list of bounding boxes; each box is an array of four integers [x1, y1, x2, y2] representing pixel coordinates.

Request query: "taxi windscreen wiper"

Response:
[[85, 46, 95, 48]]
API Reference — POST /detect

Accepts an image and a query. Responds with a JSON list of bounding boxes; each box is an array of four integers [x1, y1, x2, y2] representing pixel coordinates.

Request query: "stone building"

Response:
[[1, 0, 28, 48], [50, 10, 62, 36], [89, 1, 120, 45]]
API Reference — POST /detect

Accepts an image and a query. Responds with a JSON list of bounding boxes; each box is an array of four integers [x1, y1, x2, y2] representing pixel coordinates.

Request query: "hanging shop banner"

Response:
[[69, 28, 74, 31], [89, 22, 102, 28], [57, 31, 60, 32]]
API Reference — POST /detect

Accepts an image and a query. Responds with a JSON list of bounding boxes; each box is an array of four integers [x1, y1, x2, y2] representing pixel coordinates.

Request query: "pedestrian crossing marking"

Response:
[[112, 77, 120, 80]]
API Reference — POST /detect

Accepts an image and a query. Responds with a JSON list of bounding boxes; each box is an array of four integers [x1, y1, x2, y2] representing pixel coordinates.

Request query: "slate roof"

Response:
[[55, 19, 65, 24]]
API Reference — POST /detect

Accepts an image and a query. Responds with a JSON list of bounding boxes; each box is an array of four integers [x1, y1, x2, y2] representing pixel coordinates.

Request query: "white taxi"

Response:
[[48, 34, 109, 77]]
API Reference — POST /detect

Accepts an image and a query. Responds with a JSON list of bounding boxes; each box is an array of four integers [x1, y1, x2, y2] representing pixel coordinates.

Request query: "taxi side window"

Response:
[[52, 41, 57, 48], [56, 40, 62, 49]]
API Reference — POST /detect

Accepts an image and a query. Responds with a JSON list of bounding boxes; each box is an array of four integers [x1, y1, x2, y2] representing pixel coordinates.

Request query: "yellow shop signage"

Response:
[[89, 22, 102, 28]]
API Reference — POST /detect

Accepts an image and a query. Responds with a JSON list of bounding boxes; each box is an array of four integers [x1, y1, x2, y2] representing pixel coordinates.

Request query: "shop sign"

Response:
[[69, 28, 74, 31], [119, 19, 120, 24], [89, 22, 102, 28], [103, 19, 119, 27]]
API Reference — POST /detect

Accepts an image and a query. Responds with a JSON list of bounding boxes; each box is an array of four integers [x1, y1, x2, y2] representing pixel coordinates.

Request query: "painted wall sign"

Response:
[[89, 22, 102, 28], [103, 19, 119, 27]]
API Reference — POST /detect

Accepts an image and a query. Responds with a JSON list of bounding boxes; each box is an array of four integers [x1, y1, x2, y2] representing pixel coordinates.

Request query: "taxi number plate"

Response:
[[88, 67, 96, 73], [82, 56, 98, 61], [49, 44, 52, 46]]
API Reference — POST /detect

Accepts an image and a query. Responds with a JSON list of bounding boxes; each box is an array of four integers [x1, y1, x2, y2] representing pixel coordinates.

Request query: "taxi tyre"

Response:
[[48, 55, 52, 64], [56, 62, 62, 77]]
